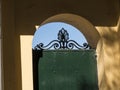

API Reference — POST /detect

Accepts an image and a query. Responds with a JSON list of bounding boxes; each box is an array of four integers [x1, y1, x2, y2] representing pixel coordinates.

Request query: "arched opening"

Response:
[[41, 13, 100, 48], [32, 14, 100, 90], [20, 13, 101, 90]]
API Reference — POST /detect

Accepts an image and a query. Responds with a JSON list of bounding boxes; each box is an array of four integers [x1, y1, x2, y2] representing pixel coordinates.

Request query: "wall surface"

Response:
[[96, 18, 120, 90], [1, 0, 120, 90], [15, 0, 119, 35], [2, 0, 22, 90]]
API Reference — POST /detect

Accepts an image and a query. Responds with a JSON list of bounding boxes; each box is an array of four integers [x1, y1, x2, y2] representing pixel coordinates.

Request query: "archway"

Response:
[[32, 13, 100, 90], [41, 13, 100, 48]]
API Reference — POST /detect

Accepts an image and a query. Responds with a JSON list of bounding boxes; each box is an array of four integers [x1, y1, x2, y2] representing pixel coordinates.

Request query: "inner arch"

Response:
[[41, 13, 100, 48]]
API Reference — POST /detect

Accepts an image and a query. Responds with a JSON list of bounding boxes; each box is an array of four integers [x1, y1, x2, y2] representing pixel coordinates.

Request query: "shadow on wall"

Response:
[[15, 0, 119, 35]]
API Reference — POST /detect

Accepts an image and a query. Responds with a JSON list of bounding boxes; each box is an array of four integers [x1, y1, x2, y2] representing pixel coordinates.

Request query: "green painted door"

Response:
[[38, 50, 98, 90]]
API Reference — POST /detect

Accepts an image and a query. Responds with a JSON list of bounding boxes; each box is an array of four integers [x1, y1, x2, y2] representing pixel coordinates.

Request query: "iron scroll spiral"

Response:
[[34, 28, 91, 50]]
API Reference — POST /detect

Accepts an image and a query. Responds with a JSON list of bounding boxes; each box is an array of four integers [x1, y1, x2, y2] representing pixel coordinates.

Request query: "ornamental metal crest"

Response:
[[34, 28, 91, 50]]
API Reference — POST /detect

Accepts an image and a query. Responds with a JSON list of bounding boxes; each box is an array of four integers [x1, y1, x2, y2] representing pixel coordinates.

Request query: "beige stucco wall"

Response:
[[20, 35, 33, 90], [96, 19, 120, 90], [1, 0, 120, 90]]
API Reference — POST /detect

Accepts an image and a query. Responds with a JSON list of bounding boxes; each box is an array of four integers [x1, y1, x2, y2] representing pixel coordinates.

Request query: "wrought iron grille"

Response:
[[34, 28, 91, 50]]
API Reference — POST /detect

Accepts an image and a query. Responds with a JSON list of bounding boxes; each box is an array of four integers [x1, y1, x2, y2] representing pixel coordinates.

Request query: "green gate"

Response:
[[33, 28, 99, 90]]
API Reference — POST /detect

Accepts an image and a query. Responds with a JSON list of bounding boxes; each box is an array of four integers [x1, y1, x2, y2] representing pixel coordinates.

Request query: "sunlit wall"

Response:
[[20, 35, 33, 90]]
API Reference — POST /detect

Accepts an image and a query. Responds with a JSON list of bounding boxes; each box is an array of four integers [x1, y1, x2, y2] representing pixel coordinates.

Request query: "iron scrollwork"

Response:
[[34, 28, 91, 50]]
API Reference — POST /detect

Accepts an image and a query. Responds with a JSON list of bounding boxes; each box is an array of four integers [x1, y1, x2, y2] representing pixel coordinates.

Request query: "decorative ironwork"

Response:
[[34, 28, 91, 50]]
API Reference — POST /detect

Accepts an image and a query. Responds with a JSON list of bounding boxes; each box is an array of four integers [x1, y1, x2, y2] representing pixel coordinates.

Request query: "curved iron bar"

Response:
[[34, 40, 60, 50], [67, 40, 90, 50], [34, 28, 91, 50]]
